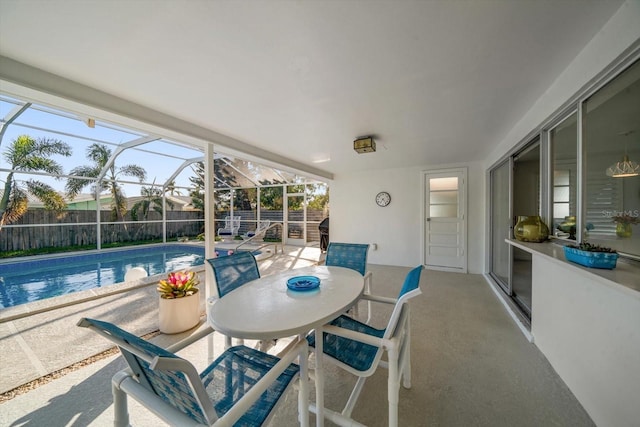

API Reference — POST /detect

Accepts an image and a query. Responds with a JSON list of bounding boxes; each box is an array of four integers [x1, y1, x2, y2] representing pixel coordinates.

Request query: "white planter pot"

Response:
[[158, 290, 200, 334]]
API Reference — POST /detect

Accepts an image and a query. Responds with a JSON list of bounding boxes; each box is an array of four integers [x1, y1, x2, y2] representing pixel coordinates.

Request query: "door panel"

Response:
[[423, 169, 467, 272], [429, 232, 459, 245]]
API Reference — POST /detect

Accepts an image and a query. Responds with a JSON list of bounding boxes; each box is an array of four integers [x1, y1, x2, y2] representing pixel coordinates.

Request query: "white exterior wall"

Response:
[[330, 161, 484, 273]]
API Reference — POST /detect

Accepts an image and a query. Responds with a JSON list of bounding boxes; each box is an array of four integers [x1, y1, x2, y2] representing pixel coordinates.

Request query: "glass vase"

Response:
[[615, 222, 632, 238], [514, 215, 549, 243]]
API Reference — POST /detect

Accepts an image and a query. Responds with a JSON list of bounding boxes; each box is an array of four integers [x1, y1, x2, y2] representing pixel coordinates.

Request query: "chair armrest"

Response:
[[322, 324, 387, 348], [114, 371, 205, 427], [360, 293, 397, 305], [165, 325, 214, 353]]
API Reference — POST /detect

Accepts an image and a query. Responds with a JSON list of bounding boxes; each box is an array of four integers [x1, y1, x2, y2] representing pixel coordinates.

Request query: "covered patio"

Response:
[[1, 1, 639, 426], [0, 260, 592, 426]]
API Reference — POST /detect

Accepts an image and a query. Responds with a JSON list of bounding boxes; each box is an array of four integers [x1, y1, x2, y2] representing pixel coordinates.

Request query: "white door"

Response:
[[423, 169, 467, 273]]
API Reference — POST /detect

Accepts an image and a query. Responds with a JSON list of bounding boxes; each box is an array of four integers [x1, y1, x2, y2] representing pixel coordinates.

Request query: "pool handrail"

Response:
[[234, 222, 283, 255]]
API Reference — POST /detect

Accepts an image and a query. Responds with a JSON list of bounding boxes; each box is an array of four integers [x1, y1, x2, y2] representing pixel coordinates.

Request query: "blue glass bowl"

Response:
[[287, 276, 321, 291]]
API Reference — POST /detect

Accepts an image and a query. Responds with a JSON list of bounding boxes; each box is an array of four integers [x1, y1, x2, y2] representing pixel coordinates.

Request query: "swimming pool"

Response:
[[0, 244, 206, 309]]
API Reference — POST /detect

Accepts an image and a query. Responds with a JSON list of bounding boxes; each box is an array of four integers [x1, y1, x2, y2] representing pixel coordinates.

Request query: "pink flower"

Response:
[[158, 270, 199, 299]]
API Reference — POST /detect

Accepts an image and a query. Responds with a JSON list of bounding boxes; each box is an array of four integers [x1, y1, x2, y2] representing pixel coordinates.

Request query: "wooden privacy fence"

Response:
[[0, 210, 204, 252], [0, 209, 328, 252], [217, 210, 326, 242]]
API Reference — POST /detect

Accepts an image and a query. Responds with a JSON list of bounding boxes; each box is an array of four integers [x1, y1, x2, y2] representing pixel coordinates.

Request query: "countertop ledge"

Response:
[[506, 239, 640, 297]]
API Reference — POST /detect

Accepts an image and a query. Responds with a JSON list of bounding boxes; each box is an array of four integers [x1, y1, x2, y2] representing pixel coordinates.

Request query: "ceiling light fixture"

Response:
[[606, 131, 639, 178], [353, 136, 375, 154], [311, 157, 331, 164]]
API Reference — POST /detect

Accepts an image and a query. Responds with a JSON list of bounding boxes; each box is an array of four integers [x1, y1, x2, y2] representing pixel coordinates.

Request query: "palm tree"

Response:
[[0, 135, 71, 230], [65, 143, 146, 223], [189, 162, 205, 211], [130, 184, 175, 221], [165, 180, 182, 196]]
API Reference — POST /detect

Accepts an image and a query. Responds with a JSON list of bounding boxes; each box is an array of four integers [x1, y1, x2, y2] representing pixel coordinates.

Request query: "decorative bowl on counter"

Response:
[[563, 244, 618, 269], [514, 215, 549, 243]]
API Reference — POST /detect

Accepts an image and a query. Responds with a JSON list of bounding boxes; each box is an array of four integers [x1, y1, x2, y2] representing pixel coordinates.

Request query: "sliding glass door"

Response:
[[490, 159, 511, 292], [489, 138, 540, 319], [511, 139, 540, 317]]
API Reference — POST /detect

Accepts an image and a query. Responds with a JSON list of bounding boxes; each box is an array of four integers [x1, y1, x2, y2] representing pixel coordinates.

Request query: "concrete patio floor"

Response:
[[0, 250, 594, 426]]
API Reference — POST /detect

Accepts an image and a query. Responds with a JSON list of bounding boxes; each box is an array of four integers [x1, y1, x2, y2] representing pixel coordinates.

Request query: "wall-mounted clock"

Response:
[[375, 191, 391, 207]]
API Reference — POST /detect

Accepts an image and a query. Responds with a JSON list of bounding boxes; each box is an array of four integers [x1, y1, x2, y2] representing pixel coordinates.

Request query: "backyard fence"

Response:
[[218, 210, 325, 242], [0, 210, 204, 252], [0, 209, 327, 252]]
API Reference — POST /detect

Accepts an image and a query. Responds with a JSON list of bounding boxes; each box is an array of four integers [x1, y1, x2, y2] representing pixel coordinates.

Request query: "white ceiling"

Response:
[[0, 0, 625, 176]]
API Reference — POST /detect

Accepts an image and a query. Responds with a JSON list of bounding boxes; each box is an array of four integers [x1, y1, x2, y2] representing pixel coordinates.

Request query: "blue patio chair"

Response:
[[207, 251, 260, 298], [207, 252, 269, 350], [325, 242, 373, 322], [77, 317, 309, 427], [307, 265, 423, 427]]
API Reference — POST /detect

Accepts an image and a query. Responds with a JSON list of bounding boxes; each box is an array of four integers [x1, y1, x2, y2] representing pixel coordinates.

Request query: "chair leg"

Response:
[[364, 274, 372, 324], [342, 377, 367, 417], [402, 318, 412, 389], [207, 333, 215, 364], [315, 326, 325, 427], [297, 335, 310, 427], [258, 339, 277, 352], [224, 335, 245, 349], [112, 373, 131, 427], [387, 344, 400, 427], [351, 303, 360, 319]]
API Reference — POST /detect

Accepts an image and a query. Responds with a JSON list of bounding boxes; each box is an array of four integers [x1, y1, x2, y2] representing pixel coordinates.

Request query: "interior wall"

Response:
[[330, 161, 484, 273]]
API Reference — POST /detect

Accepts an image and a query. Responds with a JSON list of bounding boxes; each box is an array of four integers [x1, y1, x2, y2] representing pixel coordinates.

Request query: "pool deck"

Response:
[[0, 244, 322, 395]]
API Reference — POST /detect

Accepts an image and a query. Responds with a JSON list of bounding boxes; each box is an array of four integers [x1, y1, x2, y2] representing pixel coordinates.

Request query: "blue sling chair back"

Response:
[[207, 251, 260, 298], [324, 242, 374, 323], [207, 251, 274, 351], [307, 265, 424, 427]]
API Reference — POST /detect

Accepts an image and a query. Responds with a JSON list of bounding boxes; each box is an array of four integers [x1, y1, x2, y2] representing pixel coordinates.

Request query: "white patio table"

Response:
[[208, 265, 364, 427]]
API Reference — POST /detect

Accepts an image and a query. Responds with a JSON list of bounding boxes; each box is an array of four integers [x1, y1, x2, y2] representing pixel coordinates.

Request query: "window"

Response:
[[550, 113, 577, 240], [582, 59, 640, 257]]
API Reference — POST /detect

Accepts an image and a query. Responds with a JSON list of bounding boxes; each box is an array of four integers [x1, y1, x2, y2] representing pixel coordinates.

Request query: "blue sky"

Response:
[[1, 96, 201, 198]]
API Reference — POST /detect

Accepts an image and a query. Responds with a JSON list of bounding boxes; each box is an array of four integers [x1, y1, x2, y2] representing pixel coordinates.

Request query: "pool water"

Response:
[[0, 244, 206, 309]]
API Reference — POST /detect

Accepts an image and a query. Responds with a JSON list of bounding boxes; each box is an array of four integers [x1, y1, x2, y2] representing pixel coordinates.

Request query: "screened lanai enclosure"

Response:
[[0, 94, 329, 255]]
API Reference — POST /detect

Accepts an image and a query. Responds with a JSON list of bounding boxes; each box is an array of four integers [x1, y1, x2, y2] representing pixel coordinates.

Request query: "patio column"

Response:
[[205, 142, 216, 361]]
